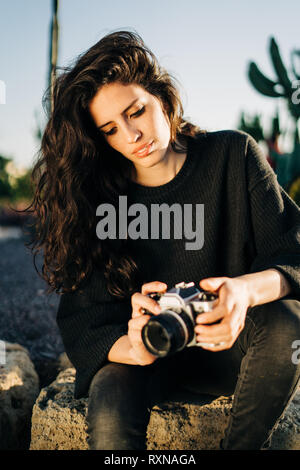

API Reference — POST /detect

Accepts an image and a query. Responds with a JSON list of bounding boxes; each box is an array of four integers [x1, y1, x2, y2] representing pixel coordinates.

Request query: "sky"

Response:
[[0, 0, 299, 169]]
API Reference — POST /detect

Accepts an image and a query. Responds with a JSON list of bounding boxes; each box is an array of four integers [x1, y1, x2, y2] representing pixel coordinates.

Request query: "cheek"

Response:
[[105, 132, 123, 149], [152, 108, 171, 141]]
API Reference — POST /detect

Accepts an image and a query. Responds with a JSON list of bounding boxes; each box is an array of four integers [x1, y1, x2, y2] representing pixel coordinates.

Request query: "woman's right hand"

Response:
[[128, 281, 167, 365]]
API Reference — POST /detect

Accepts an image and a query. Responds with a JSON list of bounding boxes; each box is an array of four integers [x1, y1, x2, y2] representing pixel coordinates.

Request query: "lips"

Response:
[[133, 140, 153, 157]]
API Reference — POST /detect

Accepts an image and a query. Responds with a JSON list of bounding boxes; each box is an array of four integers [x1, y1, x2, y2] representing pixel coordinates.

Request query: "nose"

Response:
[[122, 121, 142, 143]]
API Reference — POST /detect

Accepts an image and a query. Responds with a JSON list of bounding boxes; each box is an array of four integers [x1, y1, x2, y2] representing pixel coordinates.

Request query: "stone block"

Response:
[[30, 368, 88, 450], [0, 341, 40, 449], [30, 366, 300, 450]]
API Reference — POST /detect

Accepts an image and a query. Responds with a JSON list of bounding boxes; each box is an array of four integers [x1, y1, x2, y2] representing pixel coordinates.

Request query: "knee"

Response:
[[89, 362, 129, 393], [87, 362, 150, 424], [88, 363, 138, 413]]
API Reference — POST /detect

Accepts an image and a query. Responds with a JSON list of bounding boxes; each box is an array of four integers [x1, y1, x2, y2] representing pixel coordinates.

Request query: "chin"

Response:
[[143, 148, 167, 164], [138, 155, 162, 168]]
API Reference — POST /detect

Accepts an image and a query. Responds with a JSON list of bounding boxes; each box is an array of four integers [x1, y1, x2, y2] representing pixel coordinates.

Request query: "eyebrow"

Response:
[[97, 98, 140, 129]]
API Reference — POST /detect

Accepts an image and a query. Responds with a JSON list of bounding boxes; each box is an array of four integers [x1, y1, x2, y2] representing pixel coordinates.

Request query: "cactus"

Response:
[[291, 49, 300, 80], [248, 62, 283, 98], [248, 37, 300, 125], [269, 37, 292, 93], [245, 37, 300, 197]]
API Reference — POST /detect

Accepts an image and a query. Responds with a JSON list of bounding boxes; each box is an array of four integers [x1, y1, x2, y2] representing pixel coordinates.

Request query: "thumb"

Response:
[[199, 277, 228, 292]]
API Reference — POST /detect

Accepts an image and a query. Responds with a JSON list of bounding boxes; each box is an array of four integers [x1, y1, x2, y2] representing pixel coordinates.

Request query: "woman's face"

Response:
[[89, 82, 173, 170]]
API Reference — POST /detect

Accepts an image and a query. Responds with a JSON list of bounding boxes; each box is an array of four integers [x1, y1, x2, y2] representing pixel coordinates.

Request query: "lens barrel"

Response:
[[142, 308, 194, 357]]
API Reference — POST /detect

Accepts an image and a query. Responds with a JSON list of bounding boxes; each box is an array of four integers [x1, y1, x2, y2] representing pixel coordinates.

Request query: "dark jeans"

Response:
[[86, 297, 300, 450]]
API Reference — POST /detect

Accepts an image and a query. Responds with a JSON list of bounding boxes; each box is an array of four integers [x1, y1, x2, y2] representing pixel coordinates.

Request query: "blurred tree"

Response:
[[0, 154, 33, 203], [33, 0, 60, 145], [0, 155, 13, 198], [237, 109, 283, 173], [49, 0, 59, 114], [238, 111, 264, 143], [0, 3, 59, 214], [13, 172, 34, 201]]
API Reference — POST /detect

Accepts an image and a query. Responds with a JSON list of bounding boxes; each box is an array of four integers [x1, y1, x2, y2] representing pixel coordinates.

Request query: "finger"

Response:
[[194, 321, 230, 340], [132, 282, 167, 318], [128, 330, 145, 347], [129, 315, 151, 331], [195, 307, 226, 325], [141, 281, 167, 296], [195, 322, 237, 345], [196, 294, 236, 324], [196, 331, 230, 346], [199, 277, 228, 293], [196, 306, 244, 345], [197, 340, 231, 352], [132, 308, 147, 319], [128, 318, 152, 349], [131, 292, 162, 317]]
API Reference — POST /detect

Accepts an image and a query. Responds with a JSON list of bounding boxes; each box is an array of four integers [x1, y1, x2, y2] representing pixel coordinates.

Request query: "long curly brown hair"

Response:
[[26, 30, 202, 299]]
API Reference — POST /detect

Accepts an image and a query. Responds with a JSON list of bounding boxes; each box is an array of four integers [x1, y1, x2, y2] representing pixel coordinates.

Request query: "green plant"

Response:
[[0, 155, 13, 198], [246, 37, 300, 190], [288, 175, 300, 206], [248, 37, 300, 129]]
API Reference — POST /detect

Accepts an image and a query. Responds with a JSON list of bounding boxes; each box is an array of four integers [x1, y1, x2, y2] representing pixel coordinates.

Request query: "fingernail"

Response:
[[155, 306, 161, 313]]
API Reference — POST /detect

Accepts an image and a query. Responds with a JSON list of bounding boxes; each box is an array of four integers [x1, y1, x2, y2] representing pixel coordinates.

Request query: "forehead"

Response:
[[89, 82, 150, 124]]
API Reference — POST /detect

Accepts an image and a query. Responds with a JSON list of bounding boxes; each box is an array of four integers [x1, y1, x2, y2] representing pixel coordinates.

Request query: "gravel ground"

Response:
[[0, 232, 65, 386]]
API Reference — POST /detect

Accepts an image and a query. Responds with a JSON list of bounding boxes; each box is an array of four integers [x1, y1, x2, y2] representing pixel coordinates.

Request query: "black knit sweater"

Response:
[[56, 130, 300, 398]]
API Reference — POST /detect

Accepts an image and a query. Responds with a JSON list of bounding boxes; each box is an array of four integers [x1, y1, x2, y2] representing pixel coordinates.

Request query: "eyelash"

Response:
[[103, 106, 145, 136]]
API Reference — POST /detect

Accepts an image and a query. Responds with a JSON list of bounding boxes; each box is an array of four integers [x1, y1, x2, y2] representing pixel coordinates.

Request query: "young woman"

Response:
[[29, 30, 300, 450]]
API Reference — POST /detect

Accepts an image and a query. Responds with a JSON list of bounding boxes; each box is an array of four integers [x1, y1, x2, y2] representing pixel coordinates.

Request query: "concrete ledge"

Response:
[[30, 367, 300, 450]]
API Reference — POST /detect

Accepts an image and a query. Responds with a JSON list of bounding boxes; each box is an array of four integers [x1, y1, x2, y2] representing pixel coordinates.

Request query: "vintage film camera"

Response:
[[141, 281, 222, 357]]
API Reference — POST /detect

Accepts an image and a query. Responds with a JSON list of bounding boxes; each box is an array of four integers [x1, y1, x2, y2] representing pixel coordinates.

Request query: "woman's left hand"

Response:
[[195, 276, 251, 351]]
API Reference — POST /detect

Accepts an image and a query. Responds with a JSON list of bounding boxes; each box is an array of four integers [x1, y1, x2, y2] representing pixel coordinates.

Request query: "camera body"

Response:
[[141, 281, 219, 357]]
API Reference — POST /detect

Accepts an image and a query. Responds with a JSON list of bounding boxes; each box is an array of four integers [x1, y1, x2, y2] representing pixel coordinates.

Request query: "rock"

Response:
[[30, 368, 88, 450], [57, 352, 73, 371], [147, 395, 232, 450], [148, 389, 300, 450], [268, 388, 300, 450], [0, 341, 39, 449], [30, 366, 300, 450]]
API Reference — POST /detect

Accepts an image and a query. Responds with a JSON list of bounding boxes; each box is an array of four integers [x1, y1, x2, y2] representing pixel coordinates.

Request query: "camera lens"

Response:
[[142, 310, 192, 357], [142, 320, 171, 357]]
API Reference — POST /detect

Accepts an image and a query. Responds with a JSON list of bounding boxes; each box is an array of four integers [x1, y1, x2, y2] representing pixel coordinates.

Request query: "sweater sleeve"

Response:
[[245, 134, 300, 298], [56, 269, 131, 398]]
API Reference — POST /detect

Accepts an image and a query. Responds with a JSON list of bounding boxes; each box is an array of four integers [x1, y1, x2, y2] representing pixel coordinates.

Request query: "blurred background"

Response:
[[0, 0, 299, 386]]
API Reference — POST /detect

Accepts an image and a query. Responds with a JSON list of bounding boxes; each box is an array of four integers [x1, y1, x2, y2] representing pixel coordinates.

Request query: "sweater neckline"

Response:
[[128, 136, 196, 196]]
